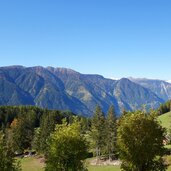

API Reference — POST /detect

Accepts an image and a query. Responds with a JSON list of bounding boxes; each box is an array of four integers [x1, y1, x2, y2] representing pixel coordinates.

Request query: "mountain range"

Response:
[[0, 66, 170, 116]]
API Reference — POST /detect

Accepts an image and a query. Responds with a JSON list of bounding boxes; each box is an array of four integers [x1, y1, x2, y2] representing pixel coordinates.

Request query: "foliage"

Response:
[[0, 106, 42, 129], [32, 127, 41, 152], [45, 118, 88, 171], [0, 106, 74, 131], [36, 110, 57, 154], [33, 110, 78, 154], [10, 110, 36, 152], [105, 105, 117, 160], [117, 110, 167, 171], [90, 106, 106, 158], [0, 132, 21, 171], [158, 100, 171, 115], [0, 106, 76, 154]]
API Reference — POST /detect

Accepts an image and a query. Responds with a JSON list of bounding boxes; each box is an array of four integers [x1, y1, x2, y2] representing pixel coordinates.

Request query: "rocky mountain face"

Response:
[[0, 66, 165, 116], [129, 78, 171, 101]]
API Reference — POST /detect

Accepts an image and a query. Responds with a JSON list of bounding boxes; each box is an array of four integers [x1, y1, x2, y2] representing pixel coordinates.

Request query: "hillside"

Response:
[[129, 78, 171, 101], [158, 111, 171, 130], [0, 66, 165, 116]]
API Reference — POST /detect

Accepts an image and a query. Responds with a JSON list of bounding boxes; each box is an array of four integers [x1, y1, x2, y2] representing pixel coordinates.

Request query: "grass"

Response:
[[19, 156, 171, 171], [165, 144, 171, 149], [19, 156, 44, 171], [158, 111, 171, 130], [19, 156, 121, 171], [88, 165, 120, 171]]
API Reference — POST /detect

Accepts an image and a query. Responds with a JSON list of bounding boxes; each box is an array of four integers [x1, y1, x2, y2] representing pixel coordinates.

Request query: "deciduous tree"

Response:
[[117, 110, 167, 171], [45, 118, 88, 171]]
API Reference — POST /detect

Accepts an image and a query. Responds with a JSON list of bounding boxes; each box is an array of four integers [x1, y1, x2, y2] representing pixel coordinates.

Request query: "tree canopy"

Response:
[[117, 110, 167, 171], [0, 132, 21, 171], [45, 118, 88, 171], [91, 105, 106, 158], [105, 105, 117, 160]]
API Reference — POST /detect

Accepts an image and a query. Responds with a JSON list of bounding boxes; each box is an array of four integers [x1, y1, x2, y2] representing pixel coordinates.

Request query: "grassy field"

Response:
[[19, 156, 171, 171], [88, 165, 120, 171], [158, 111, 171, 130], [19, 156, 44, 171], [19, 156, 121, 171]]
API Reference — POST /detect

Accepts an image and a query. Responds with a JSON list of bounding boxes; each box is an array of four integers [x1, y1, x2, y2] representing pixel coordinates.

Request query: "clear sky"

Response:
[[0, 0, 170, 80]]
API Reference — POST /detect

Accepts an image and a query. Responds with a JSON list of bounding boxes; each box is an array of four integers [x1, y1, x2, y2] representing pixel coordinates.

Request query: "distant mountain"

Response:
[[129, 77, 171, 101], [167, 80, 171, 84], [113, 78, 163, 111], [0, 66, 164, 116]]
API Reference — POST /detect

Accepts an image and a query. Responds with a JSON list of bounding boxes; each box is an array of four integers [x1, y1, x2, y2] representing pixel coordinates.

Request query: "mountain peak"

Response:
[[130, 77, 171, 101], [167, 80, 171, 84], [0, 65, 167, 116], [118, 78, 131, 83], [47, 67, 80, 75]]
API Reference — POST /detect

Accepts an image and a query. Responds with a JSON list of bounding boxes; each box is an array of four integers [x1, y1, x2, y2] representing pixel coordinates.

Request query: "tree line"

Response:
[[0, 105, 168, 171], [158, 100, 171, 115]]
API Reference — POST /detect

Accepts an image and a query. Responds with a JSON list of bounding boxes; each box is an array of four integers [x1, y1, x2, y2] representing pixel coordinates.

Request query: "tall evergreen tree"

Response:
[[38, 110, 57, 153], [91, 105, 106, 159], [10, 111, 36, 152], [106, 105, 117, 161], [0, 132, 21, 171]]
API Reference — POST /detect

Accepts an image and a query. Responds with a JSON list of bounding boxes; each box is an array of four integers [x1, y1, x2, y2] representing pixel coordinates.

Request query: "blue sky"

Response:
[[0, 0, 171, 80]]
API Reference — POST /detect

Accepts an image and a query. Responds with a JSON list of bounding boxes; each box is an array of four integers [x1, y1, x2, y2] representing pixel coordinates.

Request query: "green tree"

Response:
[[45, 118, 88, 171], [91, 105, 106, 158], [0, 132, 21, 171], [158, 100, 171, 115], [106, 105, 117, 160], [11, 111, 36, 152], [32, 127, 41, 152], [11, 111, 36, 151], [117, 110, 167, 171], [38, 110, 57, 153]]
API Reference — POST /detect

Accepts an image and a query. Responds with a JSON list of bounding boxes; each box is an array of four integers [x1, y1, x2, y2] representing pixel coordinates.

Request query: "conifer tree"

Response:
[[10, 111, 36, 152], [0, 132, 21, 171], [106, 105, 117, 161], [38, 110, 57, 153], [91, 105, 106, 159]]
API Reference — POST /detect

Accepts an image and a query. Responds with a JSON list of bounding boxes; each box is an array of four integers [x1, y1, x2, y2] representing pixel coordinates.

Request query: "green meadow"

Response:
[[19, 156, 171, 171], [158, 111, 171, 130]]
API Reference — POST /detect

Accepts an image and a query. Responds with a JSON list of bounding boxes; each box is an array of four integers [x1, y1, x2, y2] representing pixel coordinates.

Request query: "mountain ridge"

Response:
[[0, 66, 167, 116], [129, 77, 171, 101]]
